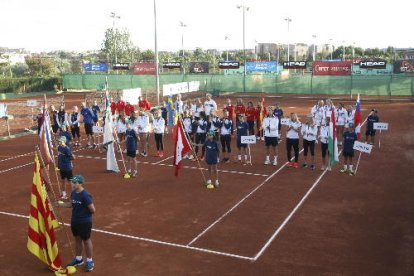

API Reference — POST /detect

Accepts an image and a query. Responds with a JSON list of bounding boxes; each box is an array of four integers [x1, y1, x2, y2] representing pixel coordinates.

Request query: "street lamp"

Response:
[[329, 38, 333, 60], [179, 21, 187, 74], [312, 34, 317, 61], [110, 12, 121, 63], [225, 35, 230, 61], [237, 5, 249, 93], [284, 17, 292, 61]]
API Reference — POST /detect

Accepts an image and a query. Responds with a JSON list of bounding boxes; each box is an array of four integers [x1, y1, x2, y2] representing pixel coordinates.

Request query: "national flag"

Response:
[[104, 77, 110, 111], [354, 94, 362, 139], [27, 154, 64, 272], [39, 108, 54, 165], [167, 96, 175, 127], [173, 118, 192, 177], [103, 110, 119, 172], [259, 97, 266, 129], [329, 108, 339, 166]]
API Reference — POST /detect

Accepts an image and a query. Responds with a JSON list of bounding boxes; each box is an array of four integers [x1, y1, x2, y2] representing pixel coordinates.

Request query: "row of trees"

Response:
[[0, 27, 404, 78]]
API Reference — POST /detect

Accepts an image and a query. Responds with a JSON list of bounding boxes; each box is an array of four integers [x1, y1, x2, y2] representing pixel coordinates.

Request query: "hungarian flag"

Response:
[[27, 154, 63, 272], [354, 94, 362, 139], [38, 108, 54, 165], [329, 108, 339, 166], [173, 118, 192, 176]]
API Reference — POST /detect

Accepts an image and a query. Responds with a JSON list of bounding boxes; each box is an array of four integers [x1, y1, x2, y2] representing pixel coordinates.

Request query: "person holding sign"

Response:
[[365, 109, 379, 145], [203, 131, 220, 188], [341, 123, 358, 176], [220, 110, 233, 163], [236, 114, 249, 164], [263, 108, 279, 166], [301, 115, 318, 170], [286, 113, 301, 168]]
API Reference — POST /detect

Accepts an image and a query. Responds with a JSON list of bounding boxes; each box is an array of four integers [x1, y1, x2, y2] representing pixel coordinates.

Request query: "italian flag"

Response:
[[329, 108, 339, 166]]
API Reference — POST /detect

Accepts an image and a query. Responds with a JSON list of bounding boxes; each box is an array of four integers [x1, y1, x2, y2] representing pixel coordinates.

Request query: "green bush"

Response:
[[0, 77, 62, 93]]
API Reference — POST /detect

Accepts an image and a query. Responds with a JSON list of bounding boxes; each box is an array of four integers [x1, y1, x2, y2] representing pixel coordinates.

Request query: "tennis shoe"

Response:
[[293, 162, 299, 169], [340, 168, 348, 173], [321, 166, 326, 171], [287, 162, 293, 167], [67, 258, 84, 267], [84, 260, 94, 272], [348, 169, 355, 176], [264, 159, 271, 165], [273, 159, 278, 166], [214, 180, 220, 188], [302, 163, 308, 168], [310, 165, 315, 170], [206, 179, 212, 186], [159, 152, 164, 157]]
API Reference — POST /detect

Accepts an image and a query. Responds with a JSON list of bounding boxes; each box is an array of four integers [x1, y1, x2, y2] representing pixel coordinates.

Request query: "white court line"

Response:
[[0, 162, 32, 174], [0, 211, 254, 261], [187, 149, 304, 246], [153, 155, 173, 165], [0, 151, 35, 163]]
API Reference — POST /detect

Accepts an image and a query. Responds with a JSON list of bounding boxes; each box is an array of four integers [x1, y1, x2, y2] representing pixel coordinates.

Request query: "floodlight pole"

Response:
[[312, 34, 317, 61], [238, 5, 249, 93], [284, 18, 292, 62], [110, 12, 121, 64], [180, 21, 187, 75], [154, 0, 160, 105]]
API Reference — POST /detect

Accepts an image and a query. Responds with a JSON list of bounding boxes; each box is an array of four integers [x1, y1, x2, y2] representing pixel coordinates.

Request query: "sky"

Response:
[[0, 0, 412, 53]]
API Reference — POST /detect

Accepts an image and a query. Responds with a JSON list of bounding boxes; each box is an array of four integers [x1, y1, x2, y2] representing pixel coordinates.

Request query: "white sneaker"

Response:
[[273, 159, 278, 166], [261, 137, 265, 141], [214, 180, 219, 188], [206, 179, 212, 186], [264, 159, 271, 165], [256, 136, 260, 140]]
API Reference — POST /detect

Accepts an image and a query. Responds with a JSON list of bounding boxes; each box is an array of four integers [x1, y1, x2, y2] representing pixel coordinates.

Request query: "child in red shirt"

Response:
[[245, 101, 257, 136]]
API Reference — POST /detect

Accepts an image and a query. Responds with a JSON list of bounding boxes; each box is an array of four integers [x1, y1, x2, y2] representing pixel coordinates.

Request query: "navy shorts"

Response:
[[365, 129, 376, 136], [265, 137, 278, 147], [71, 221, 92, 241], [127, 151, 137, 158], [84, 124, 93, 135], [343, 151, 354, 158], [60, 169, 73, 180], [237, 138, 247, 148]]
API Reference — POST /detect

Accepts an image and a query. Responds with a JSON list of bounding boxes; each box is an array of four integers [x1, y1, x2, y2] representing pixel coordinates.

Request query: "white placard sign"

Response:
[[122, 88, 141, 105], [353, 141, 373, 154], [373, 122, 388, 130], [281, 118, 290, 126], [26, 100, 37, 107], [241, 135, 257, 144], [92, 126, 104, 133], [0, 103, 7, 117]]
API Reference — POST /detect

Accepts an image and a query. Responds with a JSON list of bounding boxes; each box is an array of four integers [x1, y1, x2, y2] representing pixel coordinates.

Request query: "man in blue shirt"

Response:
[[365, 109, 379, 145], [57, 136, 74, 199], [341, 123, 358, 176], [81, 102, 96, 149], [236, 114, 249, 164], [57, 175, 95, 272]]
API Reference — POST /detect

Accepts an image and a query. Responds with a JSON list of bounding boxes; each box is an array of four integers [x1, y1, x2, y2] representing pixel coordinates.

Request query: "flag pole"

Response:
[[35, 146, 75, 256], [354, 151, 362, 175], [112, 125, 128, 174], [378, 130, 381, 149], [179, 116, 207, 184]]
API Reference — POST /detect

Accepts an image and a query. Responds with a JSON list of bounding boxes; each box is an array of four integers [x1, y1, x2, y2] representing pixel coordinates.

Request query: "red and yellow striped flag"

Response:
[[259, 97, 266, 128], [27, 154, 63, 272]]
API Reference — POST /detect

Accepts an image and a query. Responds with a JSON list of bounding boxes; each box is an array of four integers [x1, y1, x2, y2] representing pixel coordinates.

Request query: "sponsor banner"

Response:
[[281, 118, 290, 125], [112, 63, 130, 70], [224, 66, 244, 75], [359, 59, 387, 69], [163, 62, 181, 69], [84, 63, 108, 72], [162, 81, 200, 96], [189, 62, 209, 73], [218, 61, 240, 69], [353, 141, 373, 154], [26, 100, 38, 107], [246, 61, 277, 73], [133, 63, 156, 75], [313, 61, 352, 76], [241, 135, 257, 144], [352, 64, 392, 75], [283, 61, 307, 69], [393, 60, 414, 73], [92, 126, 104, 133], [373, 122, 388, 130]]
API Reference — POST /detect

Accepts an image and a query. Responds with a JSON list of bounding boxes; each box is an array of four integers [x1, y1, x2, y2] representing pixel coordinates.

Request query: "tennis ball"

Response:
[[124, 173, 131, 179], [57, 200, 64, 205], [66, 266, 77, 274]]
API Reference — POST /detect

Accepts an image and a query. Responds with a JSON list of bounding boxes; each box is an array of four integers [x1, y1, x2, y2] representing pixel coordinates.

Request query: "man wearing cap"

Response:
[[57, 175, 96, 272], [57, 136, 74, 199]]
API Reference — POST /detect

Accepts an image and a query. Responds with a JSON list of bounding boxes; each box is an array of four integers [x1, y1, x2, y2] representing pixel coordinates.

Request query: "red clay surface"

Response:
[[0, 93, 413, 275]]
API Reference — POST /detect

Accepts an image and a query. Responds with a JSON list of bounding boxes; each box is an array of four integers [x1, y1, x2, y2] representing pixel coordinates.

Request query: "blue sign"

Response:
[[246, 61, 277, 73], [84, 63, 108, 72]]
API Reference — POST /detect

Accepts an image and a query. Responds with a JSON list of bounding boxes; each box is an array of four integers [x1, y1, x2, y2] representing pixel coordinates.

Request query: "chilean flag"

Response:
[[173, 118, 192, 177], [354, 94, 362, 139]]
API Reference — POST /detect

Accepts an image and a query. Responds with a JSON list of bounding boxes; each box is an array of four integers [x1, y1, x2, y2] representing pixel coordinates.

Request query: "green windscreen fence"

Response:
[[63, 74, 414, 96]]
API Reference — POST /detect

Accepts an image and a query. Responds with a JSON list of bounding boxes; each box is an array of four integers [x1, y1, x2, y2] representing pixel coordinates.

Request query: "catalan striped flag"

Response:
[[27, 154, 63, 272], [259, 97, 266, 129]]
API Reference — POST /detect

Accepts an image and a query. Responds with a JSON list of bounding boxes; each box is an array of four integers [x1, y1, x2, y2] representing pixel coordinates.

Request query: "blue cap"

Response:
[[207, 130, 215, 136], [59, 136, 67, 143], [70, 175, 85, 184]]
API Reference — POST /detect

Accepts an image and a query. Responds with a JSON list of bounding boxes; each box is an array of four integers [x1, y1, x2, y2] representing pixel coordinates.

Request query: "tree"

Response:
[[11, 62, 29, 77], [101, 28, 136, 63], [25, 56, 58, 76], [140, 49, 154, 62]]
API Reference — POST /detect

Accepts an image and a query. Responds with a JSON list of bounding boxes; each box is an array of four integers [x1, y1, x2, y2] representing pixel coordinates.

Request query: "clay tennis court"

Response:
[[0, 93, 413, 275]]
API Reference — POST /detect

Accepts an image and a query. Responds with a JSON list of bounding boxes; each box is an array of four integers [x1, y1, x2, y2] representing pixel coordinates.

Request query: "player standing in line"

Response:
[[245, 101, 257, 137], [335, 103, 347, 146], [153, 109, 165, 157], [69, 106, 81, 147], [220, 110, 232, 163], [91, 100, 101, 149], [235, 98, 246, 133], [116, 115, 127, 152], [319, 116, 331, 171], [194, 111, 208, 161], [137, 108, 150, 157], [345, 105, 355, 128], [272, 102, 284, 139], [58, 175, 95, 272], [311, 100, 324, 131], [203, 131, 220, 188], [236, 114, 249, 164], [57, 104, 68, 132], [301, 115, 318, 170], [209, 110, 222, 142], [80, 102, 96, 149], [223, 98, 235, 134], [57, 136, 74, 199], [365, 109, 379, 145], [124, 101, 135, 117], [122, 121, 139, 177], [286, 113, 301, 168], [175, 94, 184, 115], [49, 105, 59, 142], [341, 122, 358, 176], [263, 107, 279, 166], [204, 93, 217, 120]]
